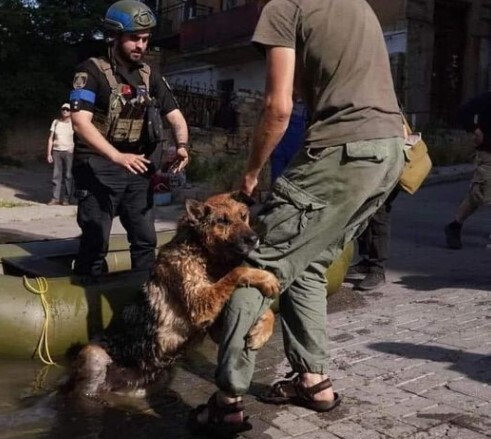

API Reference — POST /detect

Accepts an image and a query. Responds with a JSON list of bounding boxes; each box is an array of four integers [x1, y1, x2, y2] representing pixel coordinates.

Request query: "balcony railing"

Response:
[[155, 1, 214, 39], [180, 2, 260, 51]]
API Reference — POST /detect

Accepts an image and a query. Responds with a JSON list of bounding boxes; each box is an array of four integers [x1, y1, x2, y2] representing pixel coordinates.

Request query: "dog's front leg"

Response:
[[231, 266, 280, 297], [190, 267, 279, 326]]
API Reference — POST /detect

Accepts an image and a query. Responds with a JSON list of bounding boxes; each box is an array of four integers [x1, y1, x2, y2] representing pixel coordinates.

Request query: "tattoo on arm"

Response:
[[166, 110, 189, 146], [172, 123, 187, 145]]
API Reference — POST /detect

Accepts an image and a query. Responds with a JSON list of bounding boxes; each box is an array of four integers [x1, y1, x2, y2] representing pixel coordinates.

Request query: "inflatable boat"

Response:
[[0, 233, 352, 360]]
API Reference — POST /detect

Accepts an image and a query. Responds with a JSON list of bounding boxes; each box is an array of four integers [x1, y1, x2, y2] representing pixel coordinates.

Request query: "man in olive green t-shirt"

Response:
[[190, 0, 405, 435]]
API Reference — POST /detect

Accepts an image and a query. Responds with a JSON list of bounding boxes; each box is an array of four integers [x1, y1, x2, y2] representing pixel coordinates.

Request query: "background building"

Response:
[[153, 0, 491, 128]]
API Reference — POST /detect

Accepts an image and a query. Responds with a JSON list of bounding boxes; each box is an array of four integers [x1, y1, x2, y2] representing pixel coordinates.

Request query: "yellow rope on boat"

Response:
[[22, 276, 58, 366], [32, 364, 54, 394]]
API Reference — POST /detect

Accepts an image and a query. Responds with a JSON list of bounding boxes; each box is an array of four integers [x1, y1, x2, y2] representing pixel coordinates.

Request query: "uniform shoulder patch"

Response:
[[73, 72, 88, 89]]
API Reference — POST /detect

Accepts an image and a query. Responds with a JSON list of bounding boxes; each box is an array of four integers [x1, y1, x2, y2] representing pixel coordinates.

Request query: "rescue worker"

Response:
[[70, 0, 189, 280], [444, 90, 491, 249], [190, 0, 404, 435]]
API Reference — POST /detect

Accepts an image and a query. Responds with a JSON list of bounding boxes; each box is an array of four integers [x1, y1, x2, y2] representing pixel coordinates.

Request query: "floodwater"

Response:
[[0, 340, 221, 439], [0, 232, 217, 438]]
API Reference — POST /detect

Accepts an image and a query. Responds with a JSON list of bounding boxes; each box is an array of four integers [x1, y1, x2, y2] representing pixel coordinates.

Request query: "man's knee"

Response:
[[225, 286, 269, 316]]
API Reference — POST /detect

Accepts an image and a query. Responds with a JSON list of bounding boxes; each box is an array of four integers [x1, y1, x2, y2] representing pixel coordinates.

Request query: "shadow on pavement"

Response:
[[0, 165, 52, 204], [369, 342, 491, 384], [0, 228, 55, 244], [394, 274, 491, 292]]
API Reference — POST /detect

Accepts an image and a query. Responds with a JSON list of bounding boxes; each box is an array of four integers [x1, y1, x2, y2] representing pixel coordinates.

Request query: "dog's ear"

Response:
[[185, 199, 210, 223], [230, 191, 255, 207]]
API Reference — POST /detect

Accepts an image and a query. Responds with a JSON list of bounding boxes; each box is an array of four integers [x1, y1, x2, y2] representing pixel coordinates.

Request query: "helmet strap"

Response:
[[108, 44, 117, 74]]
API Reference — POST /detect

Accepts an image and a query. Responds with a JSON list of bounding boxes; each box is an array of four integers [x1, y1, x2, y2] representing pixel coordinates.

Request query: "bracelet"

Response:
[[177, 143, 188, 150]]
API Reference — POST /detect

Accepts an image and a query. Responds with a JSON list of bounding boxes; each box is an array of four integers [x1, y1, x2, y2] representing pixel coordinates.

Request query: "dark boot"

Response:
[[345, 260, 371, 280], [357, 271, 386, 291], [444, 221, 462, 249]]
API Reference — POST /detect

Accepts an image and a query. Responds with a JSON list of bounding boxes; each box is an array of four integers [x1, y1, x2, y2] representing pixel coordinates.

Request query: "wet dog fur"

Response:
[[65, 192, 279, 397]]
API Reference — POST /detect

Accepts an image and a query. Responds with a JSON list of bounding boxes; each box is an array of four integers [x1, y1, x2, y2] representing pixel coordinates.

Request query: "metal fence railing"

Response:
[[171, 81, 239, 130]]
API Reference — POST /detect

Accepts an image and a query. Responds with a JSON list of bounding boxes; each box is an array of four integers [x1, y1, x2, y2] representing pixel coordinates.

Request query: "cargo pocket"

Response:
[[260, 177, 326, 251], [345, 140, 389, 163]]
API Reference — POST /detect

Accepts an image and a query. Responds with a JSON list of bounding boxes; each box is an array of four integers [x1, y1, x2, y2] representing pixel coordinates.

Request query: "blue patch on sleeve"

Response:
[[70, 89, 96, 104]]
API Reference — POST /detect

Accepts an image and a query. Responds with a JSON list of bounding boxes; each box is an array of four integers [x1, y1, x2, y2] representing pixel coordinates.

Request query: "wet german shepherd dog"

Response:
[[65, 192, 278, 396]]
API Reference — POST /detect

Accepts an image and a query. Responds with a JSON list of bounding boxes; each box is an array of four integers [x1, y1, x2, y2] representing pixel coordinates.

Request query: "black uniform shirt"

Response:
[[70, 57, 179, 157]]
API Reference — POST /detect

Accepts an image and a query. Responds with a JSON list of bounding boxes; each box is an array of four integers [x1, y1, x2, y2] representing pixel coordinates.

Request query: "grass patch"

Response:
[[0, 199, 31, 208], [422, 123, 475, 166], [186, 151, 248, 192], [426, 130, 475, 166]]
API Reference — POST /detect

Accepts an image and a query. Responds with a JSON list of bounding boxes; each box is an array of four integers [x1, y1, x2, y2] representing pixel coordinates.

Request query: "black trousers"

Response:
[[357, 186, 400, 273], [72, 155, 156, 278]]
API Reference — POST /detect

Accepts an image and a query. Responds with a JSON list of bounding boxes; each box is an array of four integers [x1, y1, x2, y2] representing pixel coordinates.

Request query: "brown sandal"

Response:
[[258, 372, 342, 412], [188, 392, 253, 438]]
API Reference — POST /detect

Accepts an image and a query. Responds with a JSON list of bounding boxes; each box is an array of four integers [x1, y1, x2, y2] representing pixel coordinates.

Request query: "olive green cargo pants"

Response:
[[468, 149, 491, 206], [216, 138, 405, 396]]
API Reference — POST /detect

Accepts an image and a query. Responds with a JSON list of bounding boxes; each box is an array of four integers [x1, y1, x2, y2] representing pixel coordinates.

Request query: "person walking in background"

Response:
[[46, 103, 74, 205], [69, 0, 189, 281], [444, 91, 491, 249], [270, 96, 308, 183]]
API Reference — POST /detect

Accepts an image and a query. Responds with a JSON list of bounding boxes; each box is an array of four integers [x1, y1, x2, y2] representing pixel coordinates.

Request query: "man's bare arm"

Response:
[[165, 108, 189, 172], [241, 46, 295, 195], [71, 110, 150, 174]]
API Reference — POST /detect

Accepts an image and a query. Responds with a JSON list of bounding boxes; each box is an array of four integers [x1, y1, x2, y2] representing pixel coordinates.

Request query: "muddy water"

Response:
[[0, 340, 221, 439], [0, 232, 205, 438]]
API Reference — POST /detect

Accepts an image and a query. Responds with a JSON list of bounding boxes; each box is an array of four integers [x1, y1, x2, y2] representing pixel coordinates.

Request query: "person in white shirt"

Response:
[[46, 103, 75, 205]]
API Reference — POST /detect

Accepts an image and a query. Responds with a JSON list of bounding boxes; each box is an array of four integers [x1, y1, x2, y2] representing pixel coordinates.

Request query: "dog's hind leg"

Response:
[[69, 344, 112, 397], [246, 308, 275, 350], [209, 308, 275, 350]]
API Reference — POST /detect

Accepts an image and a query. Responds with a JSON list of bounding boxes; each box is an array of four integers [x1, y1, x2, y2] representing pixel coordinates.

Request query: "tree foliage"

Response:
[[0, 0, 114, 140]]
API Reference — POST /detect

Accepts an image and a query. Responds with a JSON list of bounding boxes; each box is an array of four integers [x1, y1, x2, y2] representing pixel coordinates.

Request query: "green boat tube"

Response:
[[0, 232, 352, 360]]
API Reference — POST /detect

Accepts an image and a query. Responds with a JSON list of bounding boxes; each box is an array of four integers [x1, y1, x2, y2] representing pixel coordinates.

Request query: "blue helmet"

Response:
[[103, 0, 157, 33]]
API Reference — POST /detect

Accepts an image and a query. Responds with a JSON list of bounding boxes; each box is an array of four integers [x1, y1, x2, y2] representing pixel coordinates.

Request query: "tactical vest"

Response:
[[89, 57, 150, 144]]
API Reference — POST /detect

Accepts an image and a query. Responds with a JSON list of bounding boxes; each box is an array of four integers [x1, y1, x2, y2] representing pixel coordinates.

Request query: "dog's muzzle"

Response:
[[235, 233, 259, 254]]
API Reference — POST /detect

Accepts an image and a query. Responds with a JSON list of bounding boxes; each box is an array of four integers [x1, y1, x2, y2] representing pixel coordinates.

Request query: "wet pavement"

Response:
[[0, 163, 490, 438]]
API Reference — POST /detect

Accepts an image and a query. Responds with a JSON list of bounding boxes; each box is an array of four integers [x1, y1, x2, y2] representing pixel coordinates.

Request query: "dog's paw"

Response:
[[235, 267, 280, 297], [246, 269, 280, 297], [246, 309, 275, 350]]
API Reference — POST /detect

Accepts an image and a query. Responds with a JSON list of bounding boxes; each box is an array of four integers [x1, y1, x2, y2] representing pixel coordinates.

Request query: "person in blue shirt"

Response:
[[270, 96, 308, 183]]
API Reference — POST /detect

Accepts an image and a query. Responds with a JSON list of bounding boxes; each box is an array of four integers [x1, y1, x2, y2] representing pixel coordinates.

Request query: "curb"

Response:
[[424, 166, 473, 187], [0, 204, 77, 223], [0, 165, 474, 223]]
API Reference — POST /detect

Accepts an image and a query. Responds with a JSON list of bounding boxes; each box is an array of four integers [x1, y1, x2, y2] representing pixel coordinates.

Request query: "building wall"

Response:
[[367, 0, 406, 29], [463, 0, 491, 99], [404, 0, 491, 125], [404, 0, 434, 125], [2, 116, 52, 161], [165, 59, 266, 92]]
